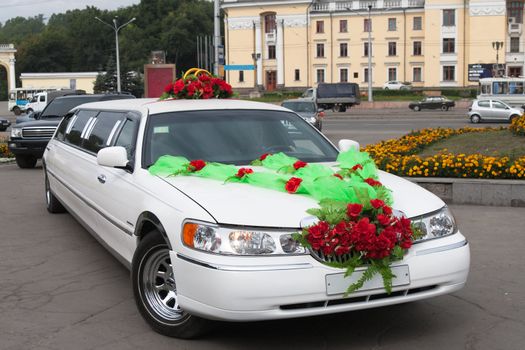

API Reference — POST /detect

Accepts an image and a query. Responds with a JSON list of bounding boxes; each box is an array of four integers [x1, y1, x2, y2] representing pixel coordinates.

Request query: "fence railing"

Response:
[[312, 0, 424, 12]]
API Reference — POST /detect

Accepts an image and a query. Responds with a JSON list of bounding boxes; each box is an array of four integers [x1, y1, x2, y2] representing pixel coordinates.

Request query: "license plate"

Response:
[[326, 265, 410, 295]]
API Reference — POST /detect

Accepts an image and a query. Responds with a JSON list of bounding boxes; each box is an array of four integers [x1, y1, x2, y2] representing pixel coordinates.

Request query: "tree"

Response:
[[94, 55, 143, 97]]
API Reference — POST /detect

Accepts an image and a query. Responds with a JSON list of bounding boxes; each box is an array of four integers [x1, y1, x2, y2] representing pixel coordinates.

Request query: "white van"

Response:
[[25, 89, 84, 114]]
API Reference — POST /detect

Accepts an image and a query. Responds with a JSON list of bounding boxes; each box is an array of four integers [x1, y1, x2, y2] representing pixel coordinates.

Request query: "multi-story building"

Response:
[[222, 0, 523, 92]]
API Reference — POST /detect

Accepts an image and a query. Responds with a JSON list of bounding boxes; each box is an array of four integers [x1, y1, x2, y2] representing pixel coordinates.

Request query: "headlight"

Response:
[[10, 127, 22, 138], [182, 221, 307, 255], [412, 206, 458, 242]]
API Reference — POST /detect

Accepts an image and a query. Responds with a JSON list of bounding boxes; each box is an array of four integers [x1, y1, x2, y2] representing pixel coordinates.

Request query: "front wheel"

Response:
[[15, 155, 37, 169], [26, 108, 33, 114], [12, 106, 21, 116], [413, 105, 421, 112], [510, 114, 519, 123], [132, 232, 209, 338], [441, 105, 449, 111], [470, 114, 481, 124]]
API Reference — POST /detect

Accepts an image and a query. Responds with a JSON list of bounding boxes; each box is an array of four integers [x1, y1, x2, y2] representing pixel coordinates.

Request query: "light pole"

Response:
[[95, 16, 136, 93], [492, 41, 504, 77], [367, 5, 373, 102], [213, 0, 221, 76]]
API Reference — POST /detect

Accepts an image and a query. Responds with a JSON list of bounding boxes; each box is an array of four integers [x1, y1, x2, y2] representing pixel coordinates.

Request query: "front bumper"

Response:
[[8, 138, 48, 157], [172, 232, 470, 321]]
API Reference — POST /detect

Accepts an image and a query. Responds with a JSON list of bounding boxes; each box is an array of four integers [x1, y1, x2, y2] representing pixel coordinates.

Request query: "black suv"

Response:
[[8, 94, 135, 168]]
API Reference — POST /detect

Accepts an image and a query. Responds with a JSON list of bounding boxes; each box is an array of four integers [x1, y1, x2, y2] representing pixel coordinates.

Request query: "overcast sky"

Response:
[[0, 0, 140, 25]]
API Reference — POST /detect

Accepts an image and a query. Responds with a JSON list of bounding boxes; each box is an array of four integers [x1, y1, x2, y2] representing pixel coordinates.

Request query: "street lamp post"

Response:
[[95, 16, 136, 93], [367, 5, 373, 102], [492, 41, 504, 77]]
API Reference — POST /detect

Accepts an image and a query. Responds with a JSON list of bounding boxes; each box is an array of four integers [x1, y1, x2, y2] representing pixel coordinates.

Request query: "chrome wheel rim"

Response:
[[142, 248, 185, 321]]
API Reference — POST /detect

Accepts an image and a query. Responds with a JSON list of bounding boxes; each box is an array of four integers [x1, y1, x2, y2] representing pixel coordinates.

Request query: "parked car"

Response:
[[25, 89, 85, 114], [43, 98, 470, 338], [281, 99, 324, 130], [0, 117, 10, 131], [383, 81, 412, 90], [409, 96, 455, 111], [301, 83, 361, 112], [468, 99, 523, 124], [9, 93, 135, 168]]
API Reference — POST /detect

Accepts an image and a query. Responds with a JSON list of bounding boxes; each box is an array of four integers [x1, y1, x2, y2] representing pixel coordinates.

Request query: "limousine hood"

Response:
[[159, 170, 443, 228]]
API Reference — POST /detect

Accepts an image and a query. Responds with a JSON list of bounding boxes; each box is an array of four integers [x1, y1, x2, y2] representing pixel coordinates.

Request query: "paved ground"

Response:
[[0, 163, 524, 349]]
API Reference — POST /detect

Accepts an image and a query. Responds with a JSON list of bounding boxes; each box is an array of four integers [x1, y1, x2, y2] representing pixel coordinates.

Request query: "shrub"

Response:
[[510, 115, 525, 136]]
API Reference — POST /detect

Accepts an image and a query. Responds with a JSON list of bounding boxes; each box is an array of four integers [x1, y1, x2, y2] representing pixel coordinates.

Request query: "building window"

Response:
[[354, 72, 359, 79], [295, 69, 300, 81], [413, 41, 422, 56], [413, 67, 422, 82], [388, 67, 397, 81], [239, 70, 244, 82], [413, 16, 422, 30], [388, 42, 397, 56], [340, 43, 348, 57], [364, 68, 371, 83], [443, 66, 455, 81], [340, 68, 349, 82], [443, 38, 455, 53], [268, 45, 276, 59], [508, 1, 524, 24], [316, 20, 324, 33], [511, 37, 520, 53], [340, 20, 348, 33], [364, 42, 372, 57], [364, 18, 371, 32], [265, 14, 276, 33], [317, 69, 325, 83], [316, 43, 325, 58], [443, 9, 455, 26], [388, 18, 396, 31]]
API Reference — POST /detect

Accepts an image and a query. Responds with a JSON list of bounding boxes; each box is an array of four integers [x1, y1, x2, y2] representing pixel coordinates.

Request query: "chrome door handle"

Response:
[[97, 174, 106, 184]]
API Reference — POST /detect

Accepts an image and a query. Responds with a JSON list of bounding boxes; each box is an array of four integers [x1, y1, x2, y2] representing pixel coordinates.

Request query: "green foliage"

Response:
[[306, 199, 348, 225]]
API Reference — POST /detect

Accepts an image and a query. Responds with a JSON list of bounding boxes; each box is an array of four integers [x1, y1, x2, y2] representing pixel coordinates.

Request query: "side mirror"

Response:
[[338, 139, 360, 152], [97, 146, 130, 169]]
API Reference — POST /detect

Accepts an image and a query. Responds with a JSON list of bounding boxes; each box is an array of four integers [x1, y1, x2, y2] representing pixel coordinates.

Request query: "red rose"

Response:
[[365, 178, 382, 187], [377, 214, 391, 227], [370, 199, 385, 209], [285, 177, 302, 193], [333, 173, 343, 180], [198, 73, 211, 82], [188, 160, 206, 172], [352, 164, 363, 171], [164, 83, 174, 93], [382, 205, 393, 215], [293, 161, 308, 170], [235, 168, 253, 178], [347, 203, 363, 218], [173, 79, 185, 94], [259, 153, 271, 161]]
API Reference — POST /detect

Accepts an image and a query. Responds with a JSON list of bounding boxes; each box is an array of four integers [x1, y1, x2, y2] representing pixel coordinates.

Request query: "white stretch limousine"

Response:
[[43, 99, 470, 338]]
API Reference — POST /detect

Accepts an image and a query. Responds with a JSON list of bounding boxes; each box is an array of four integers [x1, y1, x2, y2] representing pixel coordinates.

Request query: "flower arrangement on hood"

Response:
[[161, 68, 233, 100]]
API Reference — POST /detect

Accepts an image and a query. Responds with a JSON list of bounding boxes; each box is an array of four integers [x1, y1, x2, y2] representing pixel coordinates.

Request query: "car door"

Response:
[[82, 111, 143, 263], [491, 100, 510, 120], [475, 100, 492, 119]]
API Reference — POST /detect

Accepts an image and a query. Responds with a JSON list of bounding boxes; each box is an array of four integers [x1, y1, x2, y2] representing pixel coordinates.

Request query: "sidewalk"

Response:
[[353, 100, 472, 109]]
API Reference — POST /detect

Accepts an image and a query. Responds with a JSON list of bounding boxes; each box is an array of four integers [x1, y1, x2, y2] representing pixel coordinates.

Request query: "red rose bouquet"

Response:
[[161, 68, 233, 100]]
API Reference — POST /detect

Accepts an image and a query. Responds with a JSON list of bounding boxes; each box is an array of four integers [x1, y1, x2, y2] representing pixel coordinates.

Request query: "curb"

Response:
[[408, 177, 525, 207]]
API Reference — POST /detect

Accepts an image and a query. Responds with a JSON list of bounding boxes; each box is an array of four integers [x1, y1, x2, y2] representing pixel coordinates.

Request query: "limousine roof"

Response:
[[75, 98, 289, 116]]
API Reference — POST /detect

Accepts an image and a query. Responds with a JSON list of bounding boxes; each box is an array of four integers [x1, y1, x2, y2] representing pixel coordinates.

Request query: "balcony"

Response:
[[312, 0, 425, 12]]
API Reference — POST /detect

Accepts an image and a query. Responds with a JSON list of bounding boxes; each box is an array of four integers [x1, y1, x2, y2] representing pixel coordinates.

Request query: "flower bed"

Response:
[[0, 139, 14, 159], [510, 115, 525, 136], [364, 127, 525, 179]]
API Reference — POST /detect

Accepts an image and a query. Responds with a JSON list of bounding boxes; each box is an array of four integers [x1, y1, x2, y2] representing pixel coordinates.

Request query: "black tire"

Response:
[[338, 105, 347, 113], [15, 155, 37, 169], [441, 105, 448, 111], [470, 114, 481, 124], [13, 106, 21, 116], [132, 232, 209, 338], [45, 170, 66, 213], [26, 108, 33, 114], [414, 105, 421, 112], [510, 114, 519, 123]]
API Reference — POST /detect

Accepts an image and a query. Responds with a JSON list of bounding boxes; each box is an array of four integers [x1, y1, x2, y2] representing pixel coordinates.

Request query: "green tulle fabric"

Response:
[[149, 149, 393, 206]]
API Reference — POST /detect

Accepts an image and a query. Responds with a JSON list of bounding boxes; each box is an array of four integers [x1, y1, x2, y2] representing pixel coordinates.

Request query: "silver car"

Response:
[[468, 99, 523, 123]]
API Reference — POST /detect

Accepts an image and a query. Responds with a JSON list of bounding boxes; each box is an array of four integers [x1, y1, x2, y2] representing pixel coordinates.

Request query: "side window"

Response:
[[114, 117, 138, 159], [39, 95, 45, 102], [83, 111, 126, 154], [478, 101, 490, 108], [55, 112, 75, 141], [65, 110, 98, 147], [492, 101, 506, 109]]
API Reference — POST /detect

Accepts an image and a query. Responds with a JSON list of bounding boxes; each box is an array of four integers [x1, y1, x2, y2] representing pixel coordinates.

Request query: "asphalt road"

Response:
[[1, 163, 524, 349]]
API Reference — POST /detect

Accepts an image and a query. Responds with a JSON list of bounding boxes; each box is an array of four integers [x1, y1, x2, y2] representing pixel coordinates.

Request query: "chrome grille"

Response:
[[309, 249, 353, 265], [22, 127, 56, 138]]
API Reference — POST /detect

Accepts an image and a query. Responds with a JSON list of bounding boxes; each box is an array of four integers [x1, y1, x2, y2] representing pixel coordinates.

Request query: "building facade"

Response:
[[223, 0, 523, 91], [20, 72, 99, 94]]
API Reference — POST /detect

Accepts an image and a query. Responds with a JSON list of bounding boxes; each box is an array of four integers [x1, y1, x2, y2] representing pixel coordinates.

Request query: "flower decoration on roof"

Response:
[[161, 68, 233, 100]]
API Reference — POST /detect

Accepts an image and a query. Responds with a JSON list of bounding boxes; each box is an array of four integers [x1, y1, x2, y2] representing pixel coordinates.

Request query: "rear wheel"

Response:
[[470, 114, 481, 124], [45, 170, 66, 213], [338, 105, 347, 113], [441, 105, 448, 111], [12, 106, 21, 116], [413, 105, 421, 112], [26, 108, 33, 114], [132, 232, 209, 338], [15, 155, 37, 169]]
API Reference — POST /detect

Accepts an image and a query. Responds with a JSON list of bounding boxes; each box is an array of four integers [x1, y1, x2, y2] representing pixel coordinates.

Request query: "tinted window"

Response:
[[55, 113, 75, 141], [144, 110, 338, 167], [492, 101, 507, 109], [65, 110, 98, 146], [84, 112, 126, 153], [115, 118, 138, 159], [42, 97, 92, 118]]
